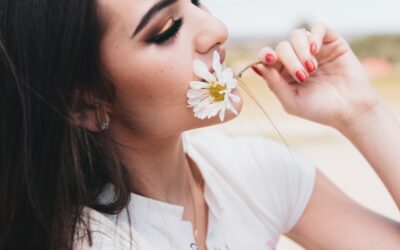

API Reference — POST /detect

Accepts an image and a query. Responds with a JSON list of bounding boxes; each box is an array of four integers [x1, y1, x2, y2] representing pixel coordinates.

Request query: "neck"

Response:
[[110, 127, 191, 206]]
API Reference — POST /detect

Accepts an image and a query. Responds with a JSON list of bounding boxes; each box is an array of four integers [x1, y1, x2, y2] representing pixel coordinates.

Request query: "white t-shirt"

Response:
[[74, 130, 316, 250]]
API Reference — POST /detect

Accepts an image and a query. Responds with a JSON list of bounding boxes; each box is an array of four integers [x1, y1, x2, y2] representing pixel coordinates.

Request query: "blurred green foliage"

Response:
[[350, 35, 400, 63]]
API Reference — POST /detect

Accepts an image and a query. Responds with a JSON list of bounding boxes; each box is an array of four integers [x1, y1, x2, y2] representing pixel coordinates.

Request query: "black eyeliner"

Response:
[[145, 0, 201, 45], [191, 0, 201, 7], [147, 18, 183, 44]]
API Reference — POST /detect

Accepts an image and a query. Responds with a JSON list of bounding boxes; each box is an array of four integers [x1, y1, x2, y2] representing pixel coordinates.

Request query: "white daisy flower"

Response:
[[187, 51, 241, 122]]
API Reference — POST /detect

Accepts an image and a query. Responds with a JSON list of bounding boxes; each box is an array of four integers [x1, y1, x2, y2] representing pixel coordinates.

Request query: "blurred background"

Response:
[[202, 0, 400, 249]]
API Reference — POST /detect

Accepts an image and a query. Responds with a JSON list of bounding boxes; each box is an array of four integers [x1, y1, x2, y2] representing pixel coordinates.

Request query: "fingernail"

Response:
[[310, 43, 317, 55], [265, 53, 275, 63], [296, 70, 308, 83], [251, 65, 262, 76], [305, 60, 316, 73]]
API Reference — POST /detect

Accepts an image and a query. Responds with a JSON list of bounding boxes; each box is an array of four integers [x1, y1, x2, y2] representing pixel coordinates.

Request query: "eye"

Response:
[[145, 0, 201, 45], [146, 18, 183, 44], [191, 0, 201, 7]]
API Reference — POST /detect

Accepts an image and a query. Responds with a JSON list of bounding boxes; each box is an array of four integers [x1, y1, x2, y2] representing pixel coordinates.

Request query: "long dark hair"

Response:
[[0, 0, 132, 249]]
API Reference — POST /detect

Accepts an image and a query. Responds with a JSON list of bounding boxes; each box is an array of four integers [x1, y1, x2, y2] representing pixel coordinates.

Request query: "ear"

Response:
[[70, 90, 112, 132], [71, 107, 110, 132]]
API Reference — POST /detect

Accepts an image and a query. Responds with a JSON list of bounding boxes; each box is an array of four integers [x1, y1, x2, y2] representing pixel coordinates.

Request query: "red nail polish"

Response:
[[310, 43, 317, 55], [305, 60, 315, 73], [251, 65, 262, 76], [265, 53, 275, 63], [296, 70, 308, 83]]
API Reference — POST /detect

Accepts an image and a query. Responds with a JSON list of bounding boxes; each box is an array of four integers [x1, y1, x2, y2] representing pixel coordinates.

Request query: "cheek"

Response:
[[101, 37, 227, 133], [101, 43, 195, 115]]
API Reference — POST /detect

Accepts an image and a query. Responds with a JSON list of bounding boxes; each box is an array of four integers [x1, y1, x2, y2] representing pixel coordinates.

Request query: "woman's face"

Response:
[[98, 0, 243, 137]]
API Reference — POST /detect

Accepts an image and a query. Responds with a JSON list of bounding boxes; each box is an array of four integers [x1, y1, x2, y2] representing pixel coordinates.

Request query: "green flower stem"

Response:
[[235, 60, 262, 79]]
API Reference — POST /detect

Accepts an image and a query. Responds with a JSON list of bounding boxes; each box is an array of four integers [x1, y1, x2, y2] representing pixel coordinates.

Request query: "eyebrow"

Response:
[[131, 0, 178, 38]]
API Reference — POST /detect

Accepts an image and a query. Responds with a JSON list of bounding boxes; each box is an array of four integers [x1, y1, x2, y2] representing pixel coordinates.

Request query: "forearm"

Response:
[[338, 100, 400, 209]]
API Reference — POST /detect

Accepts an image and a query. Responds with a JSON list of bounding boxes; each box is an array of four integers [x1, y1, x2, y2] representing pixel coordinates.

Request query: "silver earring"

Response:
[[99, 121, 110, 131]]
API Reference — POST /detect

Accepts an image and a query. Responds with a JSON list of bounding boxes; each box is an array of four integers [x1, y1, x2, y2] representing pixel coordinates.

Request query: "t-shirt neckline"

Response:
[[128, 132, 225, 235]]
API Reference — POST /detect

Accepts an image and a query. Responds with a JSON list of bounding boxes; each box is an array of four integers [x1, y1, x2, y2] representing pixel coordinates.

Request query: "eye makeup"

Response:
[[191, 0, 201, 7], [146, 18, 183, 44], [144, 0, 201, 45]]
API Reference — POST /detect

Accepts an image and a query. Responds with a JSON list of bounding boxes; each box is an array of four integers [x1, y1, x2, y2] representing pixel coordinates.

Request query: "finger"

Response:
[[275, 41, 309, 84], [290, 29, 319, 74], [258, 47, 278, 65], [251, 64, 296, 110], [309, 23, 341, 55]]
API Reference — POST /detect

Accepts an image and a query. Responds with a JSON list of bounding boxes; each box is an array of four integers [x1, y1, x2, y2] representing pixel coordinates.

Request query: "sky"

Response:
[[202, 0, 400, 38]]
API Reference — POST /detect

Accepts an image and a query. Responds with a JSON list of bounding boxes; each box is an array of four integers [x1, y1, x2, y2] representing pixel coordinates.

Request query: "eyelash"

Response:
[[191, 0, 201, 7], [147, 18, 183, 44], [147, 0, 201, 44]]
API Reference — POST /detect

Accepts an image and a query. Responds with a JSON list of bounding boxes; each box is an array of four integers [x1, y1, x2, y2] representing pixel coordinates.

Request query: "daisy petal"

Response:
[[219, 107, 226, 122], [223, 97, 239, 117], [226, 79, 238, 89], [193, 105, 202, 113], [229, 93, 241, 103], [193, 60, 215, 83], [190, 81, 210, 90], [212, 51, 223, 82], [196, 108, 209, 119], [187, 89, 209, 98], [203, 103, 217, 119], [189, 51, 240, 122], [188, 94, 208, 106], [228, 102, 238, 115], [196, 96, 213, 109], [210, 103, 223, 118], [222, 68, 234, 83]]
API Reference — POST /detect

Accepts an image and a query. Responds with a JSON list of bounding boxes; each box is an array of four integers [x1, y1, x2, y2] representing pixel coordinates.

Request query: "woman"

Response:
[[0, 0, 399, 249]]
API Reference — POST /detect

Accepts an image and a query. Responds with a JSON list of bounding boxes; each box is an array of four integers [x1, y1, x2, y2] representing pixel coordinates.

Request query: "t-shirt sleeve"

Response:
[[232, 136, 317, 233], [278, 145, 316, 233]]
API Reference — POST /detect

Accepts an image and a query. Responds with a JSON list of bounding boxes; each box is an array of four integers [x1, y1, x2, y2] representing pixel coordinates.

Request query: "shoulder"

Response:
[[184, 129, 317, 232], [184, 129, 317, 197], [183, 129, 288, 158], [183, 129, 315, 177]]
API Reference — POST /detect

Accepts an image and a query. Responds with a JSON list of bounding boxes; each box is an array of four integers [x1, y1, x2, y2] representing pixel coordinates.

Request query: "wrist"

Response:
[[336, 99, 390, 139]]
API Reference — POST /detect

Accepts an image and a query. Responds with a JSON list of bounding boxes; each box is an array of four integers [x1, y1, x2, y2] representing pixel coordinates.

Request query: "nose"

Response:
[[193, 10, 229, 55]]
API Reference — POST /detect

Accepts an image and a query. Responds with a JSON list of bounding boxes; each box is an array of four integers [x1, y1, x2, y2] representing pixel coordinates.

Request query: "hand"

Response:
[[252, 24, 381, 130]]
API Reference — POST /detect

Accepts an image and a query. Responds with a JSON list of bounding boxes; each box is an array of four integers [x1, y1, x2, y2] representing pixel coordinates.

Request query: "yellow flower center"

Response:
[[209, 82, 226, 102]]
